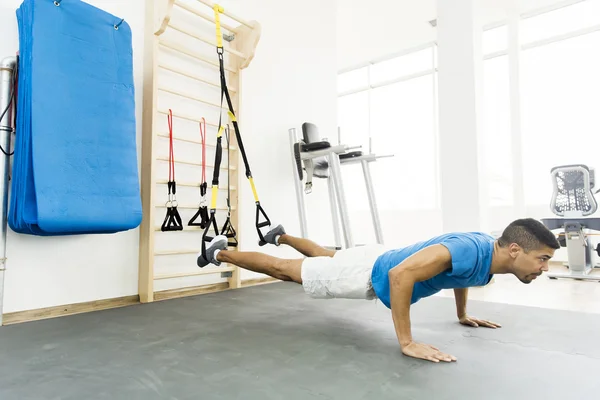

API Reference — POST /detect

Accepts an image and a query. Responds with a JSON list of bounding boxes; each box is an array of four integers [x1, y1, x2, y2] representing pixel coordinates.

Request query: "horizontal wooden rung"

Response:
[[156, 156, 237, 170], [174, 0, 238, 34], [156, 179, 237, 190], [168, 21, 245, 58], [155, 204, 236, 211], [154, 224, 237, 233], [158, 108, 220, 129], [158, 39, 237, 73], [154, 266, 235, 280], [159, 86, 223, 110], [156, 110, 240, 140], [195, 0, 254, 30], [155, 249, 198, 256], [155, 247, 237, 256], [158, 63, 238, 93], [156, 133, 238, 151]]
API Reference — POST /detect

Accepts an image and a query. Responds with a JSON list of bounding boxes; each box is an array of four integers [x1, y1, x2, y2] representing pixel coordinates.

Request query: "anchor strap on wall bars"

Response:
[[209, 4, 271, 249]]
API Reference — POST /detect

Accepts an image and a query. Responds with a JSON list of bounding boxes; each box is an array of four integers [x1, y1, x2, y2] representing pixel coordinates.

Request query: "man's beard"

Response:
[[519, 273, 540, 284]]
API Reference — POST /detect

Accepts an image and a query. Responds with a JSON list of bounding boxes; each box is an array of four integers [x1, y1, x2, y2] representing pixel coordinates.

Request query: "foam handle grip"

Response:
[[211, 132, 223, 186]]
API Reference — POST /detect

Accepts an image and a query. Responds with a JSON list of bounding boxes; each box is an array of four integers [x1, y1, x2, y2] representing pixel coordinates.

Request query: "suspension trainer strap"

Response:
[[200, 120, 224, 258], [188, 118, 210, 227], [212, 4, 272, 246], [220, 125, 238, 247], [161, 109, 183, 231], [200, 43, 226, 259]]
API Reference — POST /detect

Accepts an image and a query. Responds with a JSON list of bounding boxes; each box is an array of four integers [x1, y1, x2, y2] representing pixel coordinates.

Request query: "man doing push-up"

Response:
[[197, 218, 560, 363]]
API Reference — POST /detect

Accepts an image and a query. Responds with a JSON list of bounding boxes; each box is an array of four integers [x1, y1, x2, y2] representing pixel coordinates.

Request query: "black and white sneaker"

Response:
[[197, 235, 228, 268], [262, 224, 286, 246]]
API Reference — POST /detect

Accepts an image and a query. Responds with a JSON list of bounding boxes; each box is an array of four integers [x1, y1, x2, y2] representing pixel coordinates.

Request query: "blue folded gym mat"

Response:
[[9, 0, 142, 235]]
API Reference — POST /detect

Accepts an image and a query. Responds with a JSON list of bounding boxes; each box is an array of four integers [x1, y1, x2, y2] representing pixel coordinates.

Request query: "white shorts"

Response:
[[300, 244, 387, 300]]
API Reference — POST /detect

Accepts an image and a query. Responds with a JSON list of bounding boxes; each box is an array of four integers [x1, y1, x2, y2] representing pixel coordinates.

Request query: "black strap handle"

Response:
[[256, 204, 271, 246], [161, 206, 183, 232]]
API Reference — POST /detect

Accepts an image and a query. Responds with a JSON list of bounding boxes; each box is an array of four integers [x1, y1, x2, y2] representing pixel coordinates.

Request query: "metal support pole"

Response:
[[0, 56, 16, 326], [361, 160, 384, 244], [328, 152, 353, 248], [327, 175, 342, 249], [288, 128, 308, 238]]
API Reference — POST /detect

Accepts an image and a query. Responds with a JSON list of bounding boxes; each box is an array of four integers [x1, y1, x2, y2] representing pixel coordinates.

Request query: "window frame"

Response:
[[337, 42, 441, 211]]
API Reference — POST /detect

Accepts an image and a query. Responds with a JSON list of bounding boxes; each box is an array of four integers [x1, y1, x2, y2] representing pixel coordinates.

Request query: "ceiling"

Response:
[[336, 0, 580, 69]]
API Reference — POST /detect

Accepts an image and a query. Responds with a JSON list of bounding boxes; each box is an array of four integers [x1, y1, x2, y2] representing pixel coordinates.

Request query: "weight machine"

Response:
[[288, 123, 393, 249], [541, 164, 600, 282]]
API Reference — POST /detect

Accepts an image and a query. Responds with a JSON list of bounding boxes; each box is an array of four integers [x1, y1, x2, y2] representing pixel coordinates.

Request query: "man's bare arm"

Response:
[[454, 287, 502, 329], [388, 244, 456, 362], [453, 288, 468, 319]]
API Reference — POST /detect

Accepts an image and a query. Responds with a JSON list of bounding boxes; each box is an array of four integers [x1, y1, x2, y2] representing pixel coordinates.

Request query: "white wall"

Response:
[[0, 0, 338, 313]]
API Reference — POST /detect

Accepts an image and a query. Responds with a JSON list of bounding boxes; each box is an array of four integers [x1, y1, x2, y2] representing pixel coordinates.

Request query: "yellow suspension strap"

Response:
[[212, 4, 272, 246], [200, 5, 236, 260]]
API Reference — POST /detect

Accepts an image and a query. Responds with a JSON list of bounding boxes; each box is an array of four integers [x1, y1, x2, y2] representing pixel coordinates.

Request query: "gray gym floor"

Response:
[[0, 282, 599, 400]]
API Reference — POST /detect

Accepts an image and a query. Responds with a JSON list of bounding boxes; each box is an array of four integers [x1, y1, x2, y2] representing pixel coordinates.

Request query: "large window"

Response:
[[337, 91, 370, 152], [483, 24, 508, 55], [520, 0, 600, 43], [481, 0, 600, 209], [370, 74, 438, 210], [337, 45, 439, 211], [482, 54, 512, 207], [521, 30, 600, 205], [338, 0, 600, 218]]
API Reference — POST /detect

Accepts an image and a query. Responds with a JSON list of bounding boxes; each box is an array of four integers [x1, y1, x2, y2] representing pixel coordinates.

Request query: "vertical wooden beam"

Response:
[[236, 22, 262, 70], [138, 0, 162, 303]]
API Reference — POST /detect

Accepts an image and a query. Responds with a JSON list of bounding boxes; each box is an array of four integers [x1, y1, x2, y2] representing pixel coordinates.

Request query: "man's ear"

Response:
[[508, 243, 521, 258]]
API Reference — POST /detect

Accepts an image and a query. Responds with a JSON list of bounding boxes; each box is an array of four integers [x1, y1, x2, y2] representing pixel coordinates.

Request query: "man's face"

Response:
[[510, 244, 555, 283]]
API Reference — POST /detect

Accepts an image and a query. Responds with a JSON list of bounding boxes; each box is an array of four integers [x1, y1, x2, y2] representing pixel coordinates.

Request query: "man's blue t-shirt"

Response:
[[370, 232, 495, 308]]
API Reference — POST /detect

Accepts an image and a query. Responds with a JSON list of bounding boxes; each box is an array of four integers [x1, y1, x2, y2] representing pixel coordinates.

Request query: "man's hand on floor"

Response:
[[459, 315, 502, 329], [401, 341, 457, 363]]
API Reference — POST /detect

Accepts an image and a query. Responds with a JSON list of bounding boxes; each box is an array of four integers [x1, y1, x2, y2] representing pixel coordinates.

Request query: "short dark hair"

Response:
[[498, 218, 560, 251]]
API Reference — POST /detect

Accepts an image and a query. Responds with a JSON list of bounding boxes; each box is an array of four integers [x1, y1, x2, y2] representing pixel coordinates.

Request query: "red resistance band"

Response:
[[187, 117, 210, 228], [161, 109, 183, 231]]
